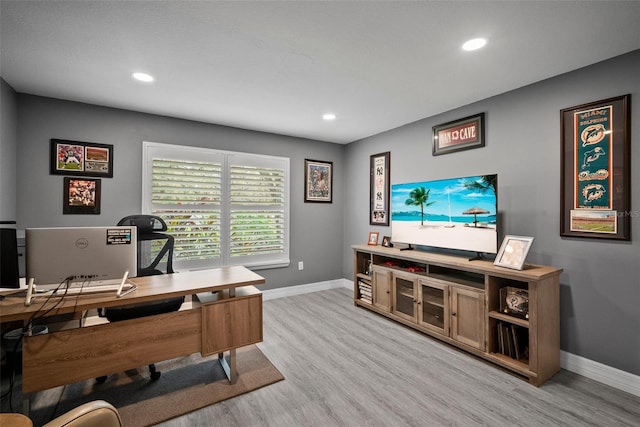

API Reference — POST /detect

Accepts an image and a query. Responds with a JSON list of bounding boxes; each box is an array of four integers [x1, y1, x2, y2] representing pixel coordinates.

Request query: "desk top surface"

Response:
[[0, 266, 265, 323]]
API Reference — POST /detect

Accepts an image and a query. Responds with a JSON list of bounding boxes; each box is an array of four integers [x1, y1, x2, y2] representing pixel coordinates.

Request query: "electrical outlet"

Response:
[[298, 261, 304, 270]]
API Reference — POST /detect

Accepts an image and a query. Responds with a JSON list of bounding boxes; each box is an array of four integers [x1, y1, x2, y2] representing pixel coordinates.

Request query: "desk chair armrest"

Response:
[[42, 400, 122, 427]]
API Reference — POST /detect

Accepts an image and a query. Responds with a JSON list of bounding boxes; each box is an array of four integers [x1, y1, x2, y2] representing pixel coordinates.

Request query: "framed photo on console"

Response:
[[50, 139, 114, 178], [494, 235, 534, 270], [560, 95, 631, 240], [367, 231, 380, 246], [63, 177, 101, 214]]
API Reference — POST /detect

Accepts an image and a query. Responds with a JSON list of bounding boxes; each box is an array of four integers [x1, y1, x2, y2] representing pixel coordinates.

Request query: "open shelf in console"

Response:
[[487, 276, 529, 320], [428, 265, 484, 290], [373, 254, 427, 276]]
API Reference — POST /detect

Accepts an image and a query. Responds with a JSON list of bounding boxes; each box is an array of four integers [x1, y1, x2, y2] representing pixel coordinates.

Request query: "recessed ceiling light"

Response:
[[132, 72, 154, 82], [322, 113, 336, 121], [462, 38, 487, 51]]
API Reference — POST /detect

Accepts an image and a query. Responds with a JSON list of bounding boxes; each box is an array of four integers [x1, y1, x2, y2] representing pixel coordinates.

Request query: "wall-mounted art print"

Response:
[[304, 159, 333, 203], [370, 151, 390, 226], [432, 113, 485, 156], [50, 139, 114, 178], [560, 94, 631, 240], [63, 177, 101, 214]]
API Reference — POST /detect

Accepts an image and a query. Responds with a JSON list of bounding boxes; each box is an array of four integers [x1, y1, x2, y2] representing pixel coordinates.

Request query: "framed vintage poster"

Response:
[[433, 113, 485, 156], [50, 139, 114, 178], [63, 177, 101, 214], [494, 235, 534, 270], [304, 159, 333, 203], [370, 151, 390, 225], [560, 94, 631, 240]]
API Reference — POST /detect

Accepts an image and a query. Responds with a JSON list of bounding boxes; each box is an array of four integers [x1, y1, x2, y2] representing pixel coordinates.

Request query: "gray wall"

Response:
[[343, 50, 640, 375], [14, 95, 345, 290], [1, 78, 18, 222], [6, 50, 639, 376]]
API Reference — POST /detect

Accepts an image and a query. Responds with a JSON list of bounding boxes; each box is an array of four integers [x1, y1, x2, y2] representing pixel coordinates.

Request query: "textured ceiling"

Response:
[[2, 1, 639, 144]]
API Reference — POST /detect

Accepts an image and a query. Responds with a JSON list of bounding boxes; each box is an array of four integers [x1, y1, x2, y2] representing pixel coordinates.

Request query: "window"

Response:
[[142, 142, 289, 270]]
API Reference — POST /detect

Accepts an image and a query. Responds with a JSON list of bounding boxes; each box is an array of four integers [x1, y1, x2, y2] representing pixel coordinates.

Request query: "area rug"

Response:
[[28, 345, 284, 426]]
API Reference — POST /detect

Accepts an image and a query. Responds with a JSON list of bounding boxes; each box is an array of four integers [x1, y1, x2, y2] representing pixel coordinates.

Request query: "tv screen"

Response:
[[391, 174, 498, 254]]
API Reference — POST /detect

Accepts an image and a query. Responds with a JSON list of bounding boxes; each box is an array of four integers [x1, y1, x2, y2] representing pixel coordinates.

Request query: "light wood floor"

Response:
[[158, 288, 640, 426]]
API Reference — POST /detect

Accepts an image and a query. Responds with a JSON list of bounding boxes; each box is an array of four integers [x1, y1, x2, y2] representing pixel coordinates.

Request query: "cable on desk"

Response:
[[1, 277, 74, 412]]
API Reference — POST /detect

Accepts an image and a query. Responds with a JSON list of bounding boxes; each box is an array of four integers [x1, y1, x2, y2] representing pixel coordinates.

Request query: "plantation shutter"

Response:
[[151, 158, 222, 265], [143, 142, 289, 270]]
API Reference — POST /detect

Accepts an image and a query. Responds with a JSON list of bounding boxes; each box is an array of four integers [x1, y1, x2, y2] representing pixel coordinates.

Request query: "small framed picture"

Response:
[[494, 235, 534, 270], [304, 159, 333, 203], [367, 231, 380, 246], [381, 235, 393, 247], [63, 177, 101, 214], [51, 139, 114, 178]]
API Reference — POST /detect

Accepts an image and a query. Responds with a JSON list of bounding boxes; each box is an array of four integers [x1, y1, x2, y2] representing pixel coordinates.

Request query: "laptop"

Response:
[[25, 226, 138, 305]]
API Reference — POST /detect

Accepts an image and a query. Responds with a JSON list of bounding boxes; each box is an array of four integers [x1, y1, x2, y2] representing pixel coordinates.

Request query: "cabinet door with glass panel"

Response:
[[392, 271, 418, 322], [418, 278, 449, 336]]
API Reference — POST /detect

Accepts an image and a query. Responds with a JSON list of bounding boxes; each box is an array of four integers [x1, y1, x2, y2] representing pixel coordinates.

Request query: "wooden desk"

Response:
[[0, 266, 265, 414]]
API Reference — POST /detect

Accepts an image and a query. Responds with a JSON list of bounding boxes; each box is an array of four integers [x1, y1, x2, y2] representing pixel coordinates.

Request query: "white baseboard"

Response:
[[264, 280, 639, 397], [561, 350, 640, 397], [262, 278, 351, 301]]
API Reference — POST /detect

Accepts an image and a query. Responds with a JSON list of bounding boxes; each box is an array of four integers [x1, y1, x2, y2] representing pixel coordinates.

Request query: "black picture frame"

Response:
[[560, 94, 631, 240], [433, 113, 485, 156], [304, 159, 333, 203], [63, 177, 101, 214], [370, 151, 390, 226], [50, 139, 114, 178]]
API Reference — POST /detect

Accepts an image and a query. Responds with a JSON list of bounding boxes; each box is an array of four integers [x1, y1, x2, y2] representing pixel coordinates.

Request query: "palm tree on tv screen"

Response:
[[464, 175, 497, 195], [405, 187, 436, 226]]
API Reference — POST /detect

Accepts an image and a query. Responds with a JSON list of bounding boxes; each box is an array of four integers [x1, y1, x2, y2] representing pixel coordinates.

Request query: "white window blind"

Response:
[[143, 142, 290, 270]]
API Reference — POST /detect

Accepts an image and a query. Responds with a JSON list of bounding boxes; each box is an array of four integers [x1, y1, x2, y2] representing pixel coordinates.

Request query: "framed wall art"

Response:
[[304, 159, 333, 203], [50, 139, 114, 178], [370, 151, 390, 226], [63, 177, 101, 214], [494, 235, 534, 270], [432, 113, 485, 156], [560, 94, 631, 240]]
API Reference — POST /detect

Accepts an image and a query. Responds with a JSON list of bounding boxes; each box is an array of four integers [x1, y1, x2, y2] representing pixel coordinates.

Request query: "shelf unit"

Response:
[[352, 244, 563, 386]]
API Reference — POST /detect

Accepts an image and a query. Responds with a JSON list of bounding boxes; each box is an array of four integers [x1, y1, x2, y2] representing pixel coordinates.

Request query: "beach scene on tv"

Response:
[[391, 174, 498, 254]]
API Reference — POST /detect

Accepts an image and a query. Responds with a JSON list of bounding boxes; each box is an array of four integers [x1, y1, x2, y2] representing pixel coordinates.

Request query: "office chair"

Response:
[[97, 215, 184, 382]]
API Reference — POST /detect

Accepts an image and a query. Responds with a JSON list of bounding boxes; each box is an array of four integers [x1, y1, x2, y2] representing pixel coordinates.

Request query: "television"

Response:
[[391, 174, 498, 255], [26, 226, 138, 290]]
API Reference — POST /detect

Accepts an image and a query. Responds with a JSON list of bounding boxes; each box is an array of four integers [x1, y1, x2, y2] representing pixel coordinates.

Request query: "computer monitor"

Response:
[[1, 226, 20, 288], [26, 226, 137, 290]]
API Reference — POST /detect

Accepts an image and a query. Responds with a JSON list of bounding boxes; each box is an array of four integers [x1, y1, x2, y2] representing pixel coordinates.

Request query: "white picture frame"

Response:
[[494, 235, 534, 270]]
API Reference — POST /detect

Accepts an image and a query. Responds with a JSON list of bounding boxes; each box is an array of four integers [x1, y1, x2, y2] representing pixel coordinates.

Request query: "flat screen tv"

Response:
[[391, 174, 498, 255]]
